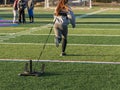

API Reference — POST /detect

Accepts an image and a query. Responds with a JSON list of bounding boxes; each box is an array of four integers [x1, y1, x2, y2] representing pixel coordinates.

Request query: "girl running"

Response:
[[53, 0, 76, 56]]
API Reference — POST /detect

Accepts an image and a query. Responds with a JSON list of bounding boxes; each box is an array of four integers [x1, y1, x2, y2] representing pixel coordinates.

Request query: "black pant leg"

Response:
[[18, 10, 22, 23], [21, 9, 25, 23], [62, 38, 67, 53]]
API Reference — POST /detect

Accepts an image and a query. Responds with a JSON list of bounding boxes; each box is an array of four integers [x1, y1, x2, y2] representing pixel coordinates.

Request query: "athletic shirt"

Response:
[[18, 0, 26, 10], [27, 0, 34, 9], [58, 10, 68, 17], [13, 0, 18, 10], [54, 9, 76, 28]]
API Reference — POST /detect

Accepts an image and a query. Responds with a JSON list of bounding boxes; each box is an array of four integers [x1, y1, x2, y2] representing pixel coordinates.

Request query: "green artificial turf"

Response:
[[0, 7, 120, 90]]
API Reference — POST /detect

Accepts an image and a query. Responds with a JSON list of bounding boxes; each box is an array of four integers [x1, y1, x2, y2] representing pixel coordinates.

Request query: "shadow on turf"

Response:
[[40, 72, 61, 77]]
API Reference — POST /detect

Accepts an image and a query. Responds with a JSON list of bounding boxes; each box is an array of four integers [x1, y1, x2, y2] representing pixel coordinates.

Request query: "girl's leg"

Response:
[[30, 9, 34, 23], [13, 10, 17, 23], [28, 9, 34, 23], [28, 9, 31, 23], [54, 24, 62, 47], [31, 16, 34, 23], [61, 38, 67, 55], [18, 10, 21, 23], [61, 25, 68, 56], [22, 10, 25, 23]]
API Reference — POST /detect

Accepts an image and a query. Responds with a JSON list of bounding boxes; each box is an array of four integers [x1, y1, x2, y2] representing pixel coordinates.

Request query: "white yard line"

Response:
[[24, 34, 120, 37], [2, 33, 120, 37], [79, 24, 120, 26], [1, 43, 120, 47], [69, 34, 120, 37], [78, 28, 120, 30], [0, 59, 120, 65], [76, 8, 109, 18]]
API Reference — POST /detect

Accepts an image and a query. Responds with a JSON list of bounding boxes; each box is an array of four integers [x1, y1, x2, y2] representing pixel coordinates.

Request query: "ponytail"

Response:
[[55, 0, 69, 16]]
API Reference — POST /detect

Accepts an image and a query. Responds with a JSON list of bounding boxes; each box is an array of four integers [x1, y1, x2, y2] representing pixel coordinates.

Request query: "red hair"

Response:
[[55, 0, 69, 16]]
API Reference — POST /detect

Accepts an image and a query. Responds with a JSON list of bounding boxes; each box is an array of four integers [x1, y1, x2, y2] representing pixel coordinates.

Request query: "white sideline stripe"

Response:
[[2, 33, 120, 37], [79, 24, 120, 26], [0, 59, 120, 64], [76, 34, 120, 37], [78, 28, 120, 30], [25, 34, 120, 37], [1, 33, 120, 38], [1, 43, 120, 46]]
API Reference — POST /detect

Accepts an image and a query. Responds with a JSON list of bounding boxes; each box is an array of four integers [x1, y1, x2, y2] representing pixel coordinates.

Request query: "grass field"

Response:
[[0, 7, 120, 90]]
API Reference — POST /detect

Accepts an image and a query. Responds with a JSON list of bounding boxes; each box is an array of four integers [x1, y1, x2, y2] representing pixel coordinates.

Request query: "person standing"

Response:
[[13, 0, 19, 23], [27, 0, 34, 23], [53, 0, 76, 56], [17, 0, 26, 23]]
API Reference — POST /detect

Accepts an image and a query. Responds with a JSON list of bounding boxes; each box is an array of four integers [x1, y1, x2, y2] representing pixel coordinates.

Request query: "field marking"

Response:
[[20, 34, 120, 37], [0, 24, 51, 42], [68, 34, 120, 37], [76, 8, 109, 18], [79, 24, 120, 26], [0, 59, 120, 65], [77, 28, 120, 30], [1, 43, 120, 47], [2, 33, 120, 37], [1, 33, 120, 38]]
